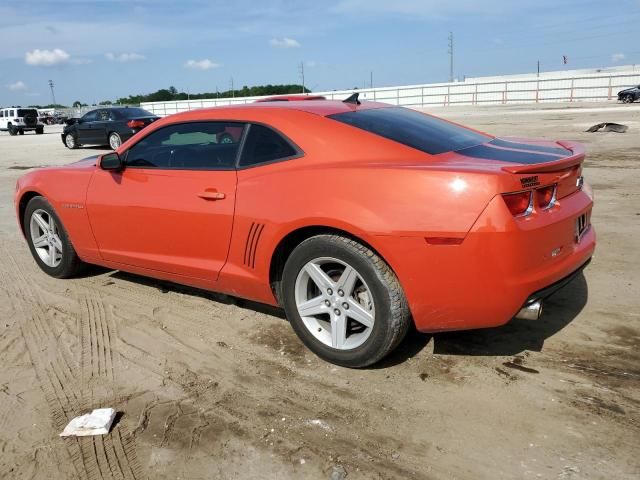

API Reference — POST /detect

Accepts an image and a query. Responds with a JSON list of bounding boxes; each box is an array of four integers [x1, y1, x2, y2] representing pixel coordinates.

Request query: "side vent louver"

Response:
[[244, 222, 265, 269]]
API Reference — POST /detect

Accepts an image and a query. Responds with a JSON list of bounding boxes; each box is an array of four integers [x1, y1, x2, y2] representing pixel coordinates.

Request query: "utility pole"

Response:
[[537, 60, 540, 77], [370, 71, 373, 89], [448, 32, 454, 83], [230, 77, 234, 98], [299, 62, 305, 93], [48, 80, 56, 106]]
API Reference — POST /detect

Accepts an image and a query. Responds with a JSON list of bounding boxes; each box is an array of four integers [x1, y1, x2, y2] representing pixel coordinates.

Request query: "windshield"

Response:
[[17, 109, 38, 117], [328, 107, 489, 155], [119, 108, 154, 118]]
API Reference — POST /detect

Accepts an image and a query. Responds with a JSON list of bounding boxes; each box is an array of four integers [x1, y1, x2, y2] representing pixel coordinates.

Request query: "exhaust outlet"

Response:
[[515, 301, 543, 321]]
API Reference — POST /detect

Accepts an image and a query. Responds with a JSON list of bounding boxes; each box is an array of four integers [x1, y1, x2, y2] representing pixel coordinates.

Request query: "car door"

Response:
[[90, 109, 111, 145], [76, 110, 100, 144], [85, 121, 246, 280]]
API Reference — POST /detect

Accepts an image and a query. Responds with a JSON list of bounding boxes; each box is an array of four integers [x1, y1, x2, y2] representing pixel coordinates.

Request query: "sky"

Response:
[[1, 0, 639, 106]]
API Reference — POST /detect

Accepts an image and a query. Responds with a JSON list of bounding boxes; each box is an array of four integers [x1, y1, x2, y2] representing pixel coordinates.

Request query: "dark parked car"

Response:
[[62, 107, 158, 150], [617, 85, 640, 103]]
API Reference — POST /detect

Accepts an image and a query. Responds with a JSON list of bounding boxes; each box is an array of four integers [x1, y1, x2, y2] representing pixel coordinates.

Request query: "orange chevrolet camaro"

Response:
[[14, 96, 595, 367]]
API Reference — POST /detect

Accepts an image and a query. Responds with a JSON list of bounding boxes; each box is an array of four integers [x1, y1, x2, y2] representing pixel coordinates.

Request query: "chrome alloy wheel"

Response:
[[109, 133, 121, 150], [65, 134, 75, 148], [294, 257, 375, 350], [30, 209, 63, 267]]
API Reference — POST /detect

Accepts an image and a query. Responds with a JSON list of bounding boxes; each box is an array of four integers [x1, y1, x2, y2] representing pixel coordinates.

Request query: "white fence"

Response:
[[141, 66, 640, 117]]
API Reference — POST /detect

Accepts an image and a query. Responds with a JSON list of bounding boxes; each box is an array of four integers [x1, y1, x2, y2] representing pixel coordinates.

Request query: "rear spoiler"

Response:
[[501, 141, 584, 174]]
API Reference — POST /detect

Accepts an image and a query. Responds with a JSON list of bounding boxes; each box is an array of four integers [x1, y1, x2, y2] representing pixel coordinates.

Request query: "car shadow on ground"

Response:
[[107, 270, 286, 319], [99, 269, 587, 368], [375, 273, 588, 367]]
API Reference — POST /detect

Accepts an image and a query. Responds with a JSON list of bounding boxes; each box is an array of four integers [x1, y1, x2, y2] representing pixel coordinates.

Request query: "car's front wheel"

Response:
[[281, 235, 411, 368], [64, 132, 78, 149], [108, 132, 122, 150], [622, 94, 635, 104], [8, 125, 17, 136], [24, 196, 85, 278]]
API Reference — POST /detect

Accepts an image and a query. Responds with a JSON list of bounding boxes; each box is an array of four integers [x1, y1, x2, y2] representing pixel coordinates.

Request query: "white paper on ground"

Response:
[[59, 408, 116, 437]]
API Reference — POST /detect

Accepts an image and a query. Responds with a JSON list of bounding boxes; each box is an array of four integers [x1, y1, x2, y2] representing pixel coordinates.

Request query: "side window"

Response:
[[97, 110, 110, 121], [125, 122, 246, 170], [82, 111, 98, 122], [9, 109, 15, 117], [0, 111, 4, 118], [239, 124, 299, 167]]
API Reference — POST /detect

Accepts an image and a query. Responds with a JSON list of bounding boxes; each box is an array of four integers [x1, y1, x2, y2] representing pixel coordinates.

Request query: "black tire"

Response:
[[281, 234, 411, 368], [8, 125, 17, 136], [622, 95, 635, 104], [18, 129, 24, 135], [36, 126, 44, 134], [64, 132, 79, 149], [24, 196, 85, 278], [108, 132, 122, 150]]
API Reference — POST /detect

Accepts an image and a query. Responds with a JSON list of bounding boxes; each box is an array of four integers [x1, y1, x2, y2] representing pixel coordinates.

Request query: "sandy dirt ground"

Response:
[[0, 102, 638, 480]]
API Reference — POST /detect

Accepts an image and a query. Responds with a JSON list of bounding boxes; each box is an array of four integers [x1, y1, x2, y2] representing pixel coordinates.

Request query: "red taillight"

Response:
[[536, 185, 556, 209], [127, 119, 145, 129], [502, 191, 532, 217]]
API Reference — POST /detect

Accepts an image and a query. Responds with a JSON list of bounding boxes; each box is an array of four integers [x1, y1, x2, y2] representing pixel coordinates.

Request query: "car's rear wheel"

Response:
[[18, 129, 24, 135], [36, 126, 44, 134], [218, 133, 234, 144], [24, 196, 85, 278], [281, 235, 411, 368], [108, 132, 122, 150], [64, 132, 78, 149]]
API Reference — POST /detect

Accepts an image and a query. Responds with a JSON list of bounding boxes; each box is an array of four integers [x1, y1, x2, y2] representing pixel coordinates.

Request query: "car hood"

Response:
[[618, 87, 638, 94], [41, 155, 99, 171]]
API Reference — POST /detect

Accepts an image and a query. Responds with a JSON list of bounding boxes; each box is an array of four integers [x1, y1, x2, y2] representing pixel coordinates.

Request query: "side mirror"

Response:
[[100, 152, 124, 171]]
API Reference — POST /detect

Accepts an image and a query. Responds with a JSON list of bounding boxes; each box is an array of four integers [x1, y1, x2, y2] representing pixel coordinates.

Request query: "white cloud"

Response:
[[25, 48, 70, 66], [184, 59, 220, 70], [105, 52, 145, 62], [270, 37, 301, 48], [7, 81, 27, 91], [611, 52, 625, 63]]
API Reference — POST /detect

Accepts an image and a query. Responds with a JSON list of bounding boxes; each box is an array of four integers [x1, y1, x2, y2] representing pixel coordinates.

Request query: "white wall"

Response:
[[141, 65, 640, 116]]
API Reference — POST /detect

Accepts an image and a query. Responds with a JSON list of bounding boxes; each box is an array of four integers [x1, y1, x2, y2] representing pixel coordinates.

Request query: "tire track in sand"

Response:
[[2, 246, 142, 479], [78, 286, 143, 480]]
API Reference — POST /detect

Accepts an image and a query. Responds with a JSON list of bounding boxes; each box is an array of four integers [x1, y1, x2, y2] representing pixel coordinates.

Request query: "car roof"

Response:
[[170, 99, 391, 120]]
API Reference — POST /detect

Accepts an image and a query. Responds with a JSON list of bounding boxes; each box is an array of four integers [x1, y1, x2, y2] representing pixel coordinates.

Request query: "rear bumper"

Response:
[[375, 188, 595, 332]]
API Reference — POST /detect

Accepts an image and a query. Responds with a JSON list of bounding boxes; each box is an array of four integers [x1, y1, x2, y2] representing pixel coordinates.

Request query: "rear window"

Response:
[[17, 109, 38, 117], [119, 108, 154, 118], [328, 107, 489, 155]]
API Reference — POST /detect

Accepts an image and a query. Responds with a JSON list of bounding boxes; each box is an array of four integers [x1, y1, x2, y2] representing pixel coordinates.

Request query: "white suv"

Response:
[[0, 107, 44, 135]]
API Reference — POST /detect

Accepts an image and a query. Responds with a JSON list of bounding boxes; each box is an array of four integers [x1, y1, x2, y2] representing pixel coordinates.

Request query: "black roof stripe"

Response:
[[458, 144, 563, 164]]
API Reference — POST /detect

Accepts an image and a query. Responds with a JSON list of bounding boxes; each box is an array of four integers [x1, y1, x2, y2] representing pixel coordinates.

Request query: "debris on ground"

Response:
[[585, 122, 628, 133], [59, 408, 117, 437], [329, 464, 347, 480]]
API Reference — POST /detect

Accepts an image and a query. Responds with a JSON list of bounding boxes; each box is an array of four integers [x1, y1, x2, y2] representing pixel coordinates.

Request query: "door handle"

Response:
[[197, 190, 226, 200]]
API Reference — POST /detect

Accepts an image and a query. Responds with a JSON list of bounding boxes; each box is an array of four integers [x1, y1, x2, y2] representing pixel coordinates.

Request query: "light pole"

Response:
[[48, 80, 57, 106]]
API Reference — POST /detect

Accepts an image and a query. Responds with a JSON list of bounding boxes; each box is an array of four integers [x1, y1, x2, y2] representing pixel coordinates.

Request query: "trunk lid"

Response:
[[456, 137, 584, 199]]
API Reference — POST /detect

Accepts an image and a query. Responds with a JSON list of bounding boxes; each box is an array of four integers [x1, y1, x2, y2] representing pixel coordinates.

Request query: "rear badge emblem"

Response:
[[520, 175, 540, 188], [551, 247, 562, 258]]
